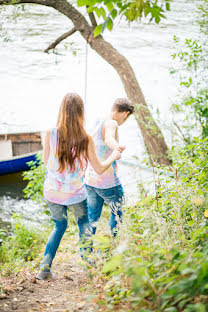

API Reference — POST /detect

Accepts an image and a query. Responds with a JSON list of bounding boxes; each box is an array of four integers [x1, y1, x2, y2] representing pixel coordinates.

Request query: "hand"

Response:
[[112, 147, 122, 161], [117, 145, 126, 153]]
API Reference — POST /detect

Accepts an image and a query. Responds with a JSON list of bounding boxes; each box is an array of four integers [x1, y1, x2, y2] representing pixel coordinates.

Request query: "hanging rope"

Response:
[[84, 42, 88, 106]]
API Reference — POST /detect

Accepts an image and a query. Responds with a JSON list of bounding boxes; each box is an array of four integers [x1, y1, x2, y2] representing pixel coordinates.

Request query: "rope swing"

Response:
[[84, 42, 88, 106]]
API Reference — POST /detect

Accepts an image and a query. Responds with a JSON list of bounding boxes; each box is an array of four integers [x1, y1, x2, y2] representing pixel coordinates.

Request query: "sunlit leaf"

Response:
[[94, 24, 102, 37]]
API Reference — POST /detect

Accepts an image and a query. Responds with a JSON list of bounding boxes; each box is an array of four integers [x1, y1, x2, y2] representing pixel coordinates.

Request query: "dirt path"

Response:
[[0, 239, 103, 312]]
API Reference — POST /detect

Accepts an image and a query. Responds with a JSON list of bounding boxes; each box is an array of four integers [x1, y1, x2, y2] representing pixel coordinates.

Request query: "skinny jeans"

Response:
[[40, 199, 91, 272], [85, 184, 124, 237]]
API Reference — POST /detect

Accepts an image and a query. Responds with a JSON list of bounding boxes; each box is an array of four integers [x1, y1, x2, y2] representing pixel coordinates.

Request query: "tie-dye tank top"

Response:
[[43, 128, 87, 205], [84, 120, 120, 189]]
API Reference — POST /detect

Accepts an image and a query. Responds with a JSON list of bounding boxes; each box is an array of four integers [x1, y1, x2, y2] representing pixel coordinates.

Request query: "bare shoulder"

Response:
[[104, 119, 118, 129]]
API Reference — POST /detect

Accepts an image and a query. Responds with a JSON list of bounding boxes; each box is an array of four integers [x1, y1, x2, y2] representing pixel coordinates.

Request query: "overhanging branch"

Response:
[[88, 11, 97, 28], [0, 0, 51, 5], [44, 27, 77, 53]]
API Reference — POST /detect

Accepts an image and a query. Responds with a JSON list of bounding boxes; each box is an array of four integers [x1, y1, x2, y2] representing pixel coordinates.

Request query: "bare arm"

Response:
[[88, 138, 122, 175], [43, 130, 50, 165], [104, 119, 119, 150]]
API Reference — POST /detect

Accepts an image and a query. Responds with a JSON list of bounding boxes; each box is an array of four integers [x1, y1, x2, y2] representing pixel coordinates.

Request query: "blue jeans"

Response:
[[40, 199, 91, 272], [85, 184, 124, 237]]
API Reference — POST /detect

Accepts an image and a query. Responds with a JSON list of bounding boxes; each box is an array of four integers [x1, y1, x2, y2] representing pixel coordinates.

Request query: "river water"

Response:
[[0, 0, 201, 231]]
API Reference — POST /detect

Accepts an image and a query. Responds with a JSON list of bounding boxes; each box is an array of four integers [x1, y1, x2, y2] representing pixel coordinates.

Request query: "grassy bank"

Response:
[[89, 142, 208, 312], [91, 201, 208, 311], [0, 217, 48, 277], [18, 139, 208, 311]]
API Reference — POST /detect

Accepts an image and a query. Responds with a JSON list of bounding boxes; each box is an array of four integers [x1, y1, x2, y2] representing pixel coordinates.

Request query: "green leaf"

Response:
[[164, 308, 178, 312], [94, 235, 110, 244], [102, 255, 122, 273], [95, 7, 101, 18], [186, 303, 206, 312], [106, 17, 113, 31], [100, 7, 107, 19], [155, 16, 161, 24], [106, 2, 114, 11], [94, 24, 102, 37], [95, 7, 106, 19], [188, 220, 195, 226], [166, 2, 170, 11], [110, 8, 117, 19], [77, 0, 87, 7]]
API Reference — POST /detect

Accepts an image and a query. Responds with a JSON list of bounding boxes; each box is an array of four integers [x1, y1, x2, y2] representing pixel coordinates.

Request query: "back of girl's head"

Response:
[[57, 93, 89, 173], [57, 93, 84, 127]]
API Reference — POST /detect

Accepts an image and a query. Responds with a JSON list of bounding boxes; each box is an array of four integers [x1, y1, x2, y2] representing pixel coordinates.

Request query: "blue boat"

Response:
[[0, 132, 43, 176]]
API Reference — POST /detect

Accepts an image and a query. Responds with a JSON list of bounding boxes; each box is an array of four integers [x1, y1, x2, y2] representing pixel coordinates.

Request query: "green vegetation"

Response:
[[89, 139, 208, 311], [170, 1, 208, 143], [77, 0, 171, 37], [0, 215, 47, 276], [23, 152, 46, 204], [20, 138, 208, 310], [85, 3, 208, 310]]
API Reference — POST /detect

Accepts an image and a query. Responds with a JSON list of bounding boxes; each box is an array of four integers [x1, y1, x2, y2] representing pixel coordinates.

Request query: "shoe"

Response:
[[36, 270, 54, 280]]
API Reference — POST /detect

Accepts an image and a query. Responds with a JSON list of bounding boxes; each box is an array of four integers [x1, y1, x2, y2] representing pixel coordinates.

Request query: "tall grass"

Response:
[[90, 141, 208, 311], [0, 216, 47, 276]]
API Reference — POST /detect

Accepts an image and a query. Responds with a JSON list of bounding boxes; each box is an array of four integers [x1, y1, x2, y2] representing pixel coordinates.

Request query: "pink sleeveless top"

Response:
[[43, 128, 87, 205], [84, 120, 120, 189]]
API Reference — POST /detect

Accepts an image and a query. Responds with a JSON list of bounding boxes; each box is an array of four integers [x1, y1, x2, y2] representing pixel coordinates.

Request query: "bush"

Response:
[[23, 152, 46, 204]]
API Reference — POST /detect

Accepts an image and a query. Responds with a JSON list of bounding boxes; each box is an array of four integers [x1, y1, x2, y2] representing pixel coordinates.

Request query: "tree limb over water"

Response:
[[0, 0, 171, 165], [0, 0, 50, 4], [44, 27, 77, 53]]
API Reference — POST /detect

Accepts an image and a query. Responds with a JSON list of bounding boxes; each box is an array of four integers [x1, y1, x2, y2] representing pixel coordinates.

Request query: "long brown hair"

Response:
[[56, 93, 90, 173]]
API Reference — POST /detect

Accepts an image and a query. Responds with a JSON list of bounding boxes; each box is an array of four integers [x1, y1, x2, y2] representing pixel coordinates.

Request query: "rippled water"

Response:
[[0, 0, 201, 230], [0, 173, 48, 232]]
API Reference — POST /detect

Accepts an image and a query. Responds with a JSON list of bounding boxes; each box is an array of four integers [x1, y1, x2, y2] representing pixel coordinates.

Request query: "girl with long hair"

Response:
[[36, 93, 124, 280]]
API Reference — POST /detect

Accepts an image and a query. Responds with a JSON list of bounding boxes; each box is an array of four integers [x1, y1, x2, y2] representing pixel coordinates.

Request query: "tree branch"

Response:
[[44, 27, 77, 53], [173, 120, 190, 144], [88, 11, 97, 28], [0, 0, 51, 5]]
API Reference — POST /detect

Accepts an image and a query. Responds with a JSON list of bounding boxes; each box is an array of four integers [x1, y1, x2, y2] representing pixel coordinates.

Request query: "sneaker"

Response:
[[36, 270, 54, 280]]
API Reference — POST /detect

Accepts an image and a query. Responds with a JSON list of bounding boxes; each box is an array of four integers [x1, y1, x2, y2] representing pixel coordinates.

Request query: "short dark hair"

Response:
[[112, 98, 134, 114]]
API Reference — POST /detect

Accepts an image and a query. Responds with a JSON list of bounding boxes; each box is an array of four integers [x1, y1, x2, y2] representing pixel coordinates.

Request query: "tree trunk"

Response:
[[1, 0, 171, 165]]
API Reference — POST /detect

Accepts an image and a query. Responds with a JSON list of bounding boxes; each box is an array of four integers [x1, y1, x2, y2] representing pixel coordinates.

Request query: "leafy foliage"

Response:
[[170, 0, 208, 142], [23, 152, 46, 204], [198, 0, 208, 34], [0, 215, 46, 276], [89, 138, 208, 311], [77, 0, 171, 36], [10, 137, 208, 309]]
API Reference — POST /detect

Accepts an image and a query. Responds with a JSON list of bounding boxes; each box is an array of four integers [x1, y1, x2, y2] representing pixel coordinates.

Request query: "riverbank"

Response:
[[2, 139, 208, 311], [1, 181, 208, 312], [0, 235, 98, 312], [0, 208, 122, 312]]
